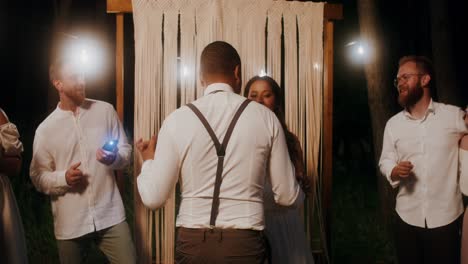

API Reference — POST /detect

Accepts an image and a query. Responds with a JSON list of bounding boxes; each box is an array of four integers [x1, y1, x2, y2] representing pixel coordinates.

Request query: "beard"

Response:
[[398, 83, 423, 109], [66, 88, 86, 105]]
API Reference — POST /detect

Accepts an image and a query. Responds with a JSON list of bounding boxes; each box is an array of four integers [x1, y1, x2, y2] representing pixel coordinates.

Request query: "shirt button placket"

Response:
[[75, 115, 96, 225], [423, 122, 430, 226]]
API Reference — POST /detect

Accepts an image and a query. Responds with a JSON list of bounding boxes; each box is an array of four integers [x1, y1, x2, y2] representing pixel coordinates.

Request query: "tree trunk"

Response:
[[357, 0, 397, 223], [429, 0, 461, 106]]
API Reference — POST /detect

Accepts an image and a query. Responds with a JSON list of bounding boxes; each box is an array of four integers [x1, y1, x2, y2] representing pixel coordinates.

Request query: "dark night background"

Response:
[[1, 0, 467, 263]]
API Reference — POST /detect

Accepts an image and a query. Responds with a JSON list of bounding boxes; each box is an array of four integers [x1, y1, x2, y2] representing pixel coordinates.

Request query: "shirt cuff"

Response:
[[385, 170, 400, 189], [57, 170, 70, 187]]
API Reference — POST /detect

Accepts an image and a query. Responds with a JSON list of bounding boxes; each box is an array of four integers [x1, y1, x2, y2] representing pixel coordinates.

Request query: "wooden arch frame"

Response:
[[106, 0, 342, 260]]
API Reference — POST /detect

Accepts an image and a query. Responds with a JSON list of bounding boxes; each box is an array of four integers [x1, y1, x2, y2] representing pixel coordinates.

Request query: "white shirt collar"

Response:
[[403, 99, 436, 120], [203, 83, 234, 96], [56, 99, 90, 117]]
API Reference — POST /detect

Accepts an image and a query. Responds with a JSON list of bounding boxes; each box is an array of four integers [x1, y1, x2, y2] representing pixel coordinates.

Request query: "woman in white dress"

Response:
[[245, 76, 314, 264], [0, 108, 28, 264]]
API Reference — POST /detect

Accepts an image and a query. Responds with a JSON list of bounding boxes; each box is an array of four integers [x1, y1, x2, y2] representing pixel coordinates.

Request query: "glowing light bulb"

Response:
[[80, 49, 89, 64], [357, 46, 364, 55], [346, 39, 371, 64]]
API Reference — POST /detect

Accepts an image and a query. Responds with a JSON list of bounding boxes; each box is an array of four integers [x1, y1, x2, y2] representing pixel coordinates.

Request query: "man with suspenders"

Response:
[[136, 41, 303, 263]]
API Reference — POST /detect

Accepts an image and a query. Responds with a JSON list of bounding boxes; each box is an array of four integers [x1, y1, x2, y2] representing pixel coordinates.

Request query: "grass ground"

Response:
[[330, 151, 397, 263]]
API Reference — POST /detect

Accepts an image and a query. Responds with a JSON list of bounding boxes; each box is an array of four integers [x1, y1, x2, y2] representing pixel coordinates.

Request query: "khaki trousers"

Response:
[[56, 221, 136, 264]]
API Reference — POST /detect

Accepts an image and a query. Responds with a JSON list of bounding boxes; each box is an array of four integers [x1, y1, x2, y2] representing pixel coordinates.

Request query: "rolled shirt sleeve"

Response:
[[268, 115, 303, 206], [137, 119, 181, 210], [30, 133, 70, 196], [108, 107, 131, 170], [379, 123, 400, 188]]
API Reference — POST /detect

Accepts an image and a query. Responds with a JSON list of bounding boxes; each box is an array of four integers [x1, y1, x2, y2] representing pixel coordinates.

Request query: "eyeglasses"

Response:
[[393, 73, 424, 88]]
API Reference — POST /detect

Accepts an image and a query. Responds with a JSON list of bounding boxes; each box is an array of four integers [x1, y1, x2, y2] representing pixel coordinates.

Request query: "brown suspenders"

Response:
[[186, 98, 251, 228]]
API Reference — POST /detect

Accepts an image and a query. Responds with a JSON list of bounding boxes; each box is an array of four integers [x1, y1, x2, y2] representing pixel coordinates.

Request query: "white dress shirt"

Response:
[[30, 99, 131, 239], [379, 100, 467, 228], [137, 83, 303, 230]]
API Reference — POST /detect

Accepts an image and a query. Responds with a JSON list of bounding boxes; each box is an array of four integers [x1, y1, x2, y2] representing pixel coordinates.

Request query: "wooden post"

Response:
[[116, 13, 124, 121], [322, 19, 334, 256], [322, 4, 342, 261], [114, 13, 126, 197]]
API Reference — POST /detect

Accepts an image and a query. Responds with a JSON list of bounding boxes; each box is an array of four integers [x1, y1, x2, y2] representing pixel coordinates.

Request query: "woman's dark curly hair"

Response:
[[244, 76, 310, 193]]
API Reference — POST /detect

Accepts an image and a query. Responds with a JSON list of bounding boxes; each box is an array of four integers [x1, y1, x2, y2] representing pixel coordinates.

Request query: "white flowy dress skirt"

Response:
[[0, 121, 28, 264]]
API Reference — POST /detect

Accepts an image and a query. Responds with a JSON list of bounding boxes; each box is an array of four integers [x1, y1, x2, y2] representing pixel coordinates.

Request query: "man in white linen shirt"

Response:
[[136, 41, 303, 263], [30, 57, 136, 264], [379, 55, 468, 264]]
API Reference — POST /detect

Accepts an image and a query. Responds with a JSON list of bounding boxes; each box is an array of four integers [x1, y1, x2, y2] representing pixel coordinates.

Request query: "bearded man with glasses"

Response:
[[379, 56, 468, 264]]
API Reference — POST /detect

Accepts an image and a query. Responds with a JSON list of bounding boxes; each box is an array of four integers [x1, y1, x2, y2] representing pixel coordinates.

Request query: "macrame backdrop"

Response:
[[132, 0, 324, 262]]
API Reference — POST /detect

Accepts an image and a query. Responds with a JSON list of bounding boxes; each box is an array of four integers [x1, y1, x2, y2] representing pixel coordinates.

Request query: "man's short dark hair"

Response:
[[200, 41, 241, 76], [399, 55, 434, 79]]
